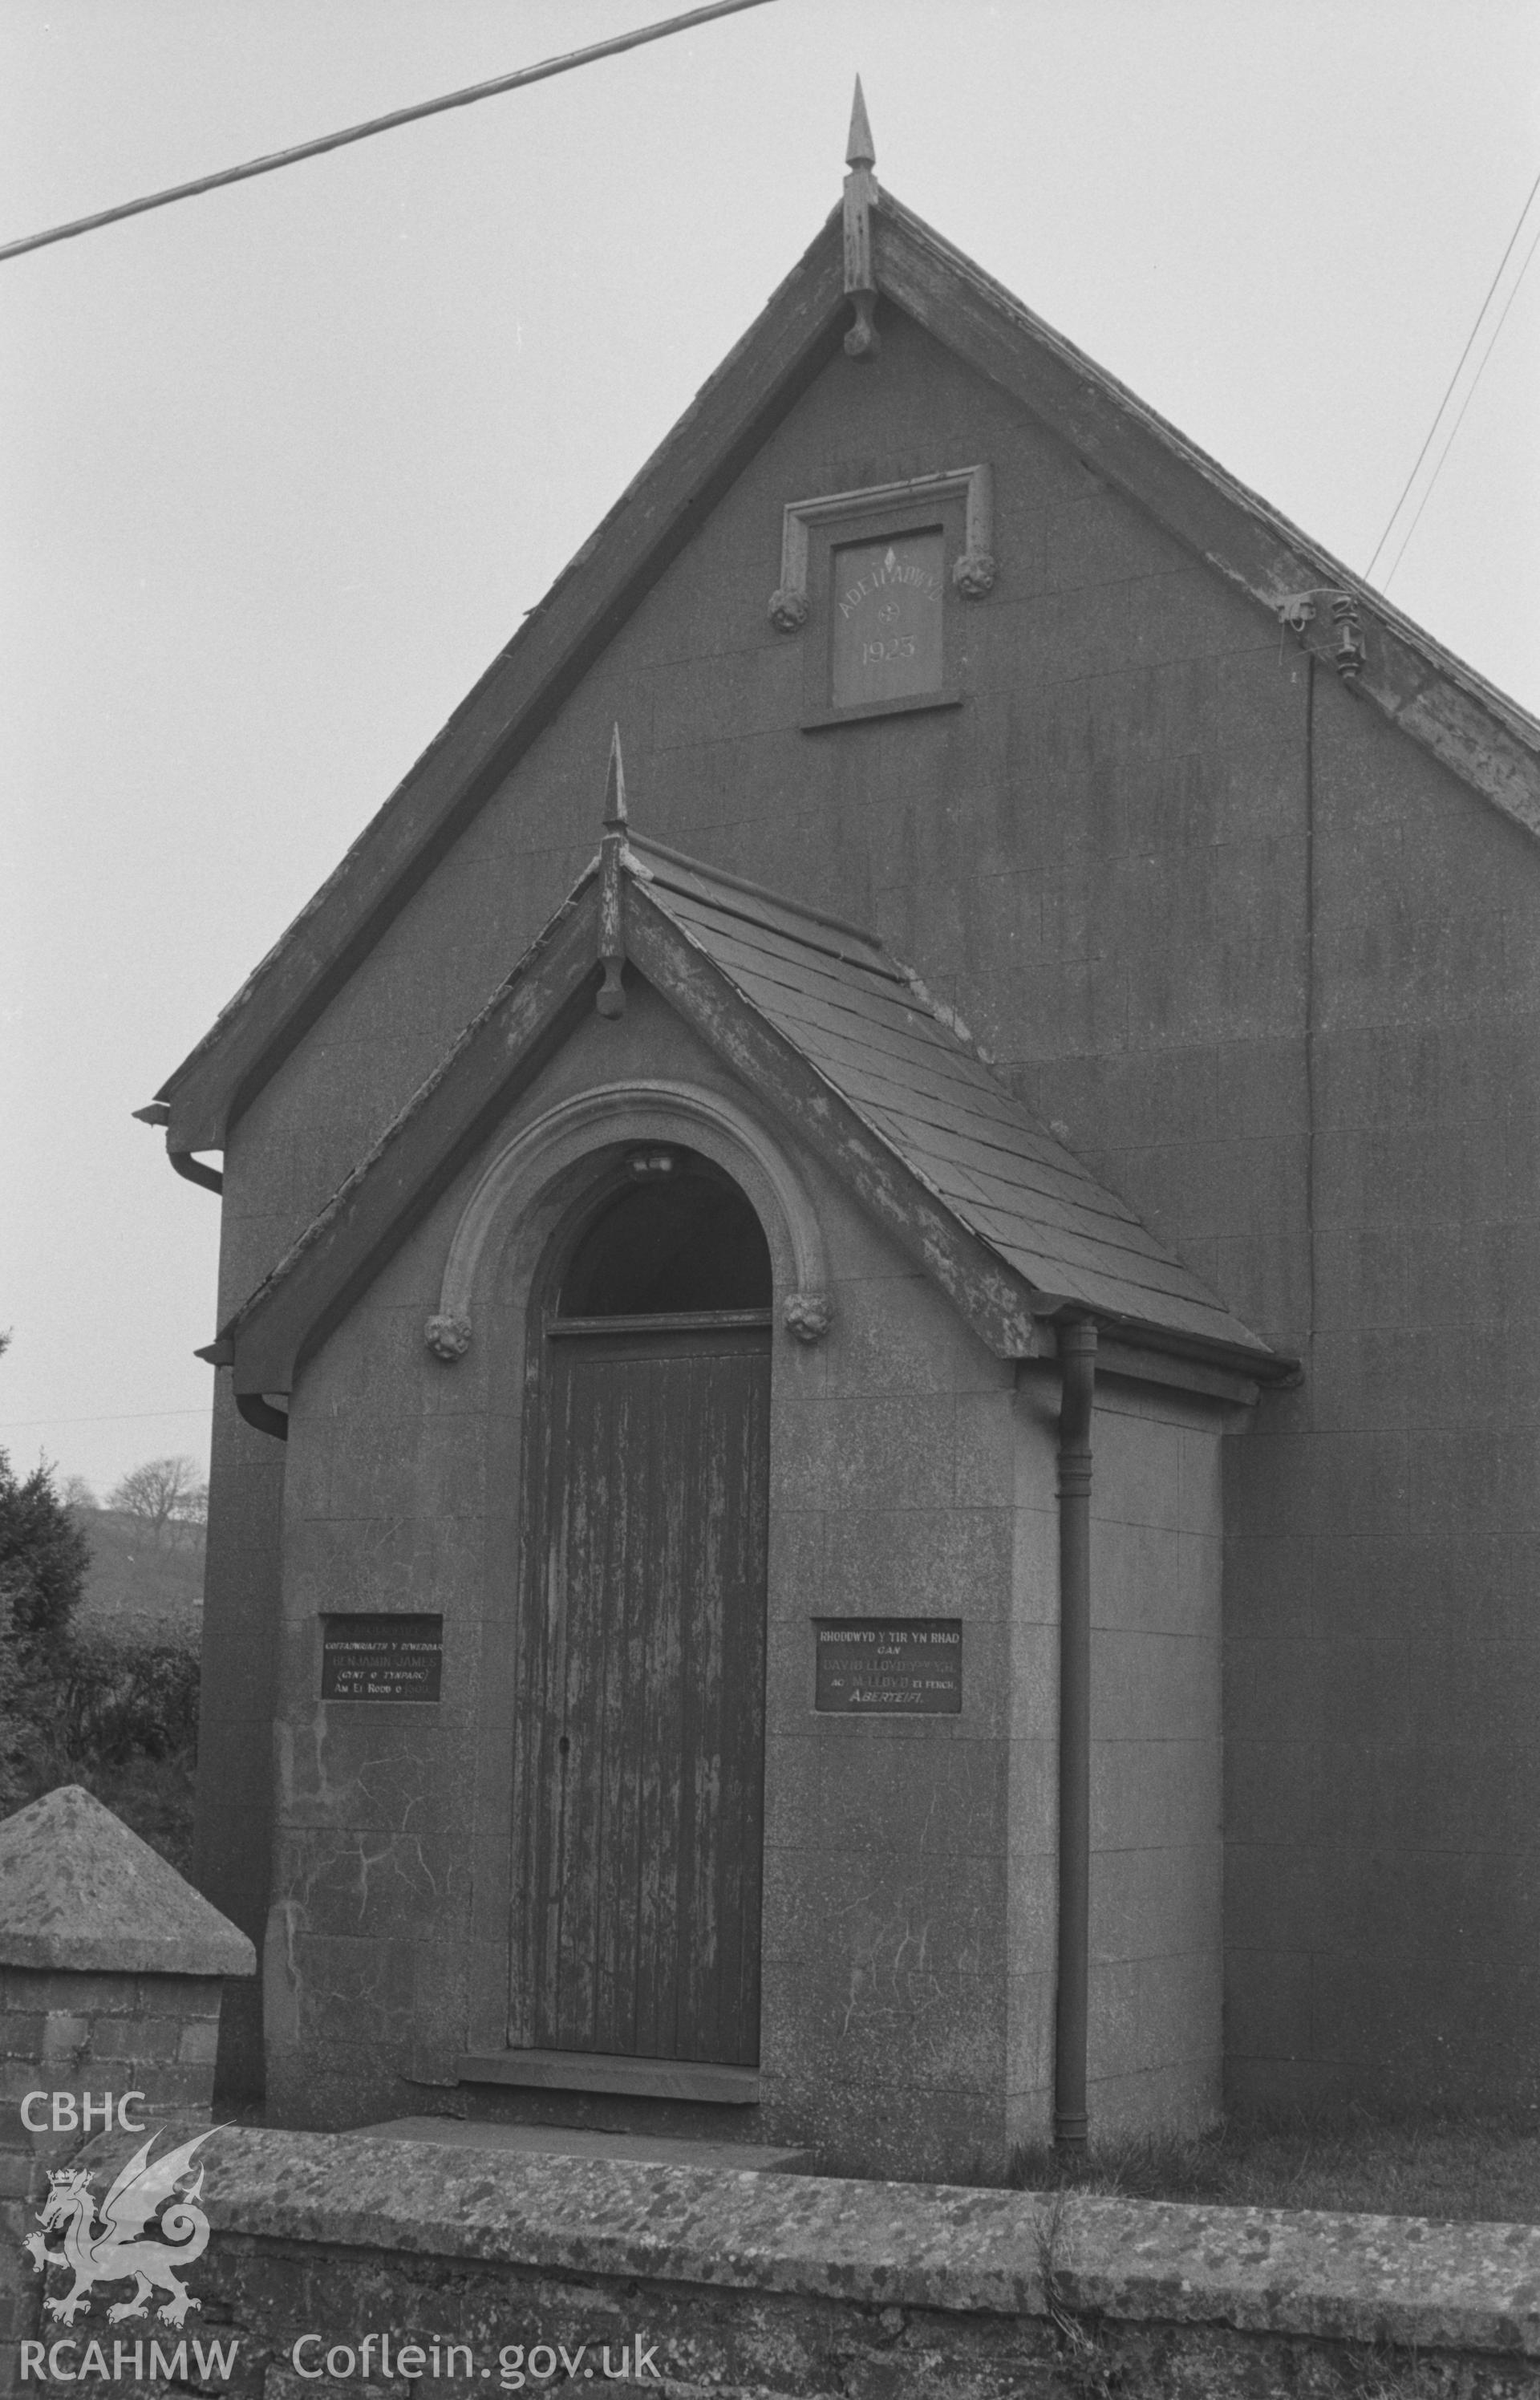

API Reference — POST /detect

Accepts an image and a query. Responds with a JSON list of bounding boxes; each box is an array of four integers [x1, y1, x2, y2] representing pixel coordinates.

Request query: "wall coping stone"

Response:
[[0, 1786, 256, 1976], [103, 2126, 1540, 2359]]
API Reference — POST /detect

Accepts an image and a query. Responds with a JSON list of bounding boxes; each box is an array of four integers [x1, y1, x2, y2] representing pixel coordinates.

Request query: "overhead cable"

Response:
[[0, 0, 776, 265], [1379, 209, 1540, 594], [1365, 161, 1540, 586], [0, 1409, 213, 1429]]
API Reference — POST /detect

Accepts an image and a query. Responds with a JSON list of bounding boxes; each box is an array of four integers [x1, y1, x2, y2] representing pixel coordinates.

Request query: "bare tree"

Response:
[[107, 1456, 208, 1547], [60, 1474, 98, 1514]]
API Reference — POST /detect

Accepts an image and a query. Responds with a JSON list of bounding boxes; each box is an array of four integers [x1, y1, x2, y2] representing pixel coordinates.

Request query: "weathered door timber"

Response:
[[510, 1318, 771, 2066]]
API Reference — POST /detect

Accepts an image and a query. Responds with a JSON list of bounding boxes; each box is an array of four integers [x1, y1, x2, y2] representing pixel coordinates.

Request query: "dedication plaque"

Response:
[[322, 1614, 443, 1702], [814, 1618, 962, 1714], [829, 529, 946, 711]]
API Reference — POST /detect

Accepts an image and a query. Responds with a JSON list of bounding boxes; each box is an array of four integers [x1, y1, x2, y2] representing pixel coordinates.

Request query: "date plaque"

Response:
[[814, 1616, 962, 1714], [322, 1614, 443, 1702], [829, 529, 945, 711]]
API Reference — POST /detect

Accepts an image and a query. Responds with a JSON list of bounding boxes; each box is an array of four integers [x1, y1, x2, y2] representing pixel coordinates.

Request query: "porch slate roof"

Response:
[[215, 829, 1285, 1405], [628, 837, 1273, 1356]]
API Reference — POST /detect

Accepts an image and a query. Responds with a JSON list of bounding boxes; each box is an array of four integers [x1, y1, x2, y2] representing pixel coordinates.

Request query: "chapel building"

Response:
[[141, 99, 1540, 2179]]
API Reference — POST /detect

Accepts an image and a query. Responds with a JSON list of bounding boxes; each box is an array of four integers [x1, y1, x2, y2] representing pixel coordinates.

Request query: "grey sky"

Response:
[[3, 0, 1537, 1492]]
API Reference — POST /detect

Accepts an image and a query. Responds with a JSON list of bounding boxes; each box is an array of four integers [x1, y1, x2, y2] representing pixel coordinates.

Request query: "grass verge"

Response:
[[1007, 2109, 1540, 2224]]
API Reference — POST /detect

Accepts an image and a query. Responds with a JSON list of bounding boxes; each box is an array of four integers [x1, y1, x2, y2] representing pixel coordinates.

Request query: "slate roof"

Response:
[[626, 837, 1273, 1356], [145, 184, 1540, 1164], [217, 829, 1283, 1393]]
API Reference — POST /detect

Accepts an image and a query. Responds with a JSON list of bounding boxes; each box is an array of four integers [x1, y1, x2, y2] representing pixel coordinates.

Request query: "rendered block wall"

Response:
[[1007, 1370, 1229, 2151], [1086, 1383, 1226, 2134], [757, 1143, 1022, 2179], [1221, 686, 1540, 2110]]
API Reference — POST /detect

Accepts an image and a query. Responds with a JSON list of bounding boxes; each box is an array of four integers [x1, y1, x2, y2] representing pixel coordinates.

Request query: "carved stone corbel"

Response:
[[783, 1291, 834, 1344], [952, 549, 997, 599], [768, 587, 809, 634], [424, 1311, 472, 1363]]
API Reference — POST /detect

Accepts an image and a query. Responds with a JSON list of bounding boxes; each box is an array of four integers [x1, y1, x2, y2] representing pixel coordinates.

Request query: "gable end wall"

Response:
[[197, 302, 1540, 2113]]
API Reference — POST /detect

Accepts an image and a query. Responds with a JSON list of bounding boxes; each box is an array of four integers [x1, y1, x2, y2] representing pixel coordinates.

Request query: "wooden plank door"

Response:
[[510, 1322, 770, 2065]]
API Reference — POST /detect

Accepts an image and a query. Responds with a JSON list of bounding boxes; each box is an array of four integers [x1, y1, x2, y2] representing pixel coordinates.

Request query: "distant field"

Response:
[[74, 1505, 203, 1640], [0, 1506, 203, 1869]]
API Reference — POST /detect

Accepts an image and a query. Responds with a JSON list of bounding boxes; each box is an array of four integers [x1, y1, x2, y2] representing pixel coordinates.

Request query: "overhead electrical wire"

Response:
[[0, 1410, 212, 1429], [0, 0, 777, 265], [1365, 160, 1540, 590], [1377, 209, 1540, 595]]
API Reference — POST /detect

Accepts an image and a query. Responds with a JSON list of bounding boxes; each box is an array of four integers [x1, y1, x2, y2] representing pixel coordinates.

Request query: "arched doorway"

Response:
[[509, 1149, 772, 2068]]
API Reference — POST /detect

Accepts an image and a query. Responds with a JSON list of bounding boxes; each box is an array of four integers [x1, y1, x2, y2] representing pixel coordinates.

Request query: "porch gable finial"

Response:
[[603, 721, 628, 831], [597, 724, 628, 1017]]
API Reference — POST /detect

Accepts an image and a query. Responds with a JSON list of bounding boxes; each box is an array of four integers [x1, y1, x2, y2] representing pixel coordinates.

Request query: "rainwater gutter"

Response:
[[131, 1101, 224, 1194], [140, 1104, 277, 1434], [1054, 1316, 1097, 2151], [191, 1340, 288, 1443]]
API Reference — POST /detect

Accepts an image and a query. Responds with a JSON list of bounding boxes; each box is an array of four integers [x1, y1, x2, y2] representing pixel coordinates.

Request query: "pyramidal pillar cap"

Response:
[[0, 1784, 257, 1976]]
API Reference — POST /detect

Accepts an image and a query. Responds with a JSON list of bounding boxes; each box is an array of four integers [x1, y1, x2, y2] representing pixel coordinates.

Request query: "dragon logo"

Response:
[[23, 2128, 216, 2327]]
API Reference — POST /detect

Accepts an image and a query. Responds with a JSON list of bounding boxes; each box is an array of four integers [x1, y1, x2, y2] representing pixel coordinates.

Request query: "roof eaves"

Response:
[[875, 193, 1540, 837], [851, 1111, 1275, 1364], [154, 210, 852, 1153]]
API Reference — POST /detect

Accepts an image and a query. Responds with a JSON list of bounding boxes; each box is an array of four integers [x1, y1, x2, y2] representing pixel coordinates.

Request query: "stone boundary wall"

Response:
[[45, 2128, 1540, 2398]]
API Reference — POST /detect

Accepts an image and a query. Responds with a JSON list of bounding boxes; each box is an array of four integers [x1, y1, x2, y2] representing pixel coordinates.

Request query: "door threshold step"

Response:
[[353, 2116, 815, 2173], [456, 2048, 759, 2103]]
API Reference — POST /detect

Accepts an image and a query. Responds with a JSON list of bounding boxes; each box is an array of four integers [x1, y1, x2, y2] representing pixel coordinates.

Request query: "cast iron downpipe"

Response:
[[235, 1391, 289, 1441], [170, 1149, 224, 1195], [1054, 1316, 1097, 2151]]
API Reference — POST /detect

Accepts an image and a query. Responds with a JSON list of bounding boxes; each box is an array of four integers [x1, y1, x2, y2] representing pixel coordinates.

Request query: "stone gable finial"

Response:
[[842, 78, 879, 362], [846, 75, 876, 171]]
